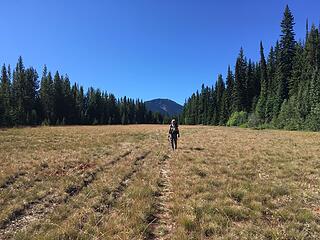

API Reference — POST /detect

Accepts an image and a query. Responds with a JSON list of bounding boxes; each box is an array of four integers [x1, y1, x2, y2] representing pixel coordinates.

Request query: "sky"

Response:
[[0, 0, 319, 104]]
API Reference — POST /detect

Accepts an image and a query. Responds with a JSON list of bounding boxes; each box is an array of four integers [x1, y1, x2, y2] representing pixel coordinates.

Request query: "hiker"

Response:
[[168, 119, 180, 150]]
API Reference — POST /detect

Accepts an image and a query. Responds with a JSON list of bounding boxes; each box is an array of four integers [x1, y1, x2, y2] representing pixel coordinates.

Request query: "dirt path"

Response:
[[148, 138, 176, 239]]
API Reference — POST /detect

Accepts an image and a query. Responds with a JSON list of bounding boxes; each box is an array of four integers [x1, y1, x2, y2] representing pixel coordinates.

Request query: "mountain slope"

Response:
[[145, 98, 183, 116]]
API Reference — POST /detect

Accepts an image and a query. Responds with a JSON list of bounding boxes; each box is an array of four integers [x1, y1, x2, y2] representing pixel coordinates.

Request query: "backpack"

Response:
[[171, 123, 178, 134]]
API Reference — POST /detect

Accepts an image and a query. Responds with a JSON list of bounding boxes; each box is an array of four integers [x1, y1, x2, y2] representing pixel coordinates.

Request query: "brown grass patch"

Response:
[[0, 125, 319, 239]]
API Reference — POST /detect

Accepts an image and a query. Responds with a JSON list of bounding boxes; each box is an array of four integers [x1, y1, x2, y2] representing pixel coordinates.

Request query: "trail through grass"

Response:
[[0, 125, 319, 239]]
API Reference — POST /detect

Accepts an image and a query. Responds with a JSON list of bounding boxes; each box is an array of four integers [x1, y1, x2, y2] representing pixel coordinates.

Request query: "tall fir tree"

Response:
[[233, 48, 247, 112], [225, 66, 234, 117], [24, 67, 39, 124], [265, 46, 277, 122], [53, 71, 64, 124], [246, 59, 256, 111], [40, 67, 54, 124], [12, 56, 26, 125], [214, 74, 225, 125], [278, 5, 296, 103], [256, 42, 268, 121], [0, 65, 11, 125]]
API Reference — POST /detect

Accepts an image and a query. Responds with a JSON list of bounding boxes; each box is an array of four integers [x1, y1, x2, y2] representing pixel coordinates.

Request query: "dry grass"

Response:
[[0, 125, 320, 239]]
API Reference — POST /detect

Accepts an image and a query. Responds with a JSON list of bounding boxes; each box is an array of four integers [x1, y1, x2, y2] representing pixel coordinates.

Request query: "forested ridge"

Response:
[[182, 6, 320, 131], [0, 58, 166, 126]]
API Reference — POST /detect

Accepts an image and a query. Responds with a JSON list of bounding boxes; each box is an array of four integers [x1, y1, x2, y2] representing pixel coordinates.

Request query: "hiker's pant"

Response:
[[170, 135, 178, 150]]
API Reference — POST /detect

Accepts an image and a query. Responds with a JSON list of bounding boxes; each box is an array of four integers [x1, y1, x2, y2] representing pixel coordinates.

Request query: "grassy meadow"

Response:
[[0, 125, 319, 239]]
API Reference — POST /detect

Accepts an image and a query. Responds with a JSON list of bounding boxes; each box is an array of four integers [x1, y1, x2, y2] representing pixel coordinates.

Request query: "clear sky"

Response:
[[0, 0, 319, 104]]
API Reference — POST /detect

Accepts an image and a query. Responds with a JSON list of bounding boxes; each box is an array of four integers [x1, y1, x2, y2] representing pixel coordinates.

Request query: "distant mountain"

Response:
[[145, 98, 183, 116]]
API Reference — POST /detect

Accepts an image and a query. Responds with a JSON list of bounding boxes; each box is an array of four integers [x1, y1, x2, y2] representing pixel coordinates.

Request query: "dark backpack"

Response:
[[171, 123, 178, 134]]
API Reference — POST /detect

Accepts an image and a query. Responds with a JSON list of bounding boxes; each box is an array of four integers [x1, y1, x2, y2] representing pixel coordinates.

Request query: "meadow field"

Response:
[[0, 125, 320, 240]]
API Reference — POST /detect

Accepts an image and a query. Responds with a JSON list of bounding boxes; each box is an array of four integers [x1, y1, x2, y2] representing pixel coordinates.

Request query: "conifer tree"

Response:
[[24, 67, 39, 124], [278, 5, 296, 102], [265, 46, 276, 122], [233, 48, 247, 112], [214, 74, 225, 124], [256, 42, 268, 120], [0, 65, 11, 125], [53, 71, 65, 124], [246, 59, 256, 111], [40, 67, 54, 124], [12, 56, 26, 124], [225, 66, 234, 117], [63, 75, 73, 123]]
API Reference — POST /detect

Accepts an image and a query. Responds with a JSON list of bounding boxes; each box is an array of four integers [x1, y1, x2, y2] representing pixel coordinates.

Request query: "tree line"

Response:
[[0, 57, 165, 126], [182, 5, 320, 131]]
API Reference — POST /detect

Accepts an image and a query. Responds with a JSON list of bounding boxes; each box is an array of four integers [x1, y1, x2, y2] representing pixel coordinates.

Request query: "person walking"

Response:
[[168, 119, 180, 150]]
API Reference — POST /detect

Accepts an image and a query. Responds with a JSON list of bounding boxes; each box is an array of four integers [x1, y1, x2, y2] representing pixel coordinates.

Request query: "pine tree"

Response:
[[251, 62, 261, 111], [225, 66, 234, 118], [214, 74, 225, 125], [246, 59, 256, 111], [199, 84, 205, 124], [53, 71, 65, 124], [265, 46, 276, 122], [273, 42, 283, 118], [256, 42, 268, 121], [120, 96, 128, 125], [0, 65, 11, 126], [40, 67, 54, 124], [24, 67, 39, 124], [233, 48, 248, 112], [63, 75, 73, 124], [78, 86, 85, 124], [278, 5, 296, 102], [86, 87, 98, 124], [12, 56, 26, 125], [108, 93, 119, 124]]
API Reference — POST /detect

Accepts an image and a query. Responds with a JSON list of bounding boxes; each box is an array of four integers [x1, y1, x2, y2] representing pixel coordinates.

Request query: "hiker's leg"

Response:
[[174, 137, 178, 149], [171, 137, 174, 150]]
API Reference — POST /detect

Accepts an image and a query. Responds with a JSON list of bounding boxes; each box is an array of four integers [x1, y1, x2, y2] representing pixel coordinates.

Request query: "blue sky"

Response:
[[0, 0, 319, 104]]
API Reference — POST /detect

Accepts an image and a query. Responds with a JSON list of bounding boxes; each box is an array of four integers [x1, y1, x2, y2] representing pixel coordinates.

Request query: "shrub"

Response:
[[226, 111, 248, 127], [247, 113, 262, 128]]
